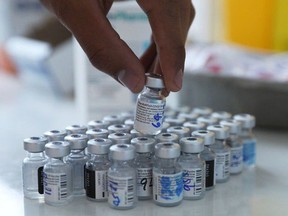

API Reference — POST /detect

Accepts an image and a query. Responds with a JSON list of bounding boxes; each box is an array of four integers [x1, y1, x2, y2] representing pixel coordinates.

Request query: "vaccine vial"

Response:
[[88, 120, 110, 129], [132, 137, 155, 200], [178, 112, 199, 121], [207, 125, 230, 183], [108, 144, 137, 210], [134, 74, 166, 135], [86, 128, 109, 139], [197, 116, 218, 127], [192, 130, 216, 190], [65, 134, 89, 196], [167, 126, 190, 140], [44, 129, 67, 141], [153, 142, 183, 207], [108, 124, 131, 134], [108, 132, 132, 144], [179, 137, 205, 200], [220, 119, 243, 174], [183, 120, 206, 132], [155, 132, 179, 143], [43, 141, 73, 206], [164, 116, 186, 127], [211, 111, 232, 123], [192, 106, 213, 117], [65, 124, 87, 135], [22, 136, 48, 200], [233, 114, 256, 168], [85, 138, 112, 201], [103, 114, 123, 125]]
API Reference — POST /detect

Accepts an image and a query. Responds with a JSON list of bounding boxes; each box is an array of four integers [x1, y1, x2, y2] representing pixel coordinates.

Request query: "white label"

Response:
[[153, 171, 183, 204], [95, 170, 108, 199], [134, 100, 165, 134], [230, 146, 243, 173], [183, 168, 203, 197], [44, 172, 68, 202], [137, 168, 153, 197], [108, 175, 135, 207], [215, 152, 230, 180]]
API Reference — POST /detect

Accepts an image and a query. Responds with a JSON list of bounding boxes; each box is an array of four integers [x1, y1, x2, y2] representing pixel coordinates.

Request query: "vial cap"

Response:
[[233, 114, 256, 129], [155, 132, 179, 143], [87, 138, 112, 154], [192, 106, 213, 116], [220, 119, 242, 135], [86, 128, 109, 139], [180, 137, 204, 153], [161, 122, 170, 132], [45, 141, 70, 158], [103, 115, 123, 125], [65, 124, 87, 135], [197, 116, 218, 126], [211, 111, 232, 121], [183, 120, 206, 131], [124, 119, 134, 127], [23, 136, 48, 152], [108, 124, 131, 133], [131, 137, 156, 152], [164, 117, 186, 126], [178, 112, 199, 121], [155, 142, 181, 159], [64, 134, 88, 149], [43, 130, 67, 141], [167, 126, 190, 137], [173, 106, 191, 114], [87, 120, 110, 129], [191, 130, 215, 145], [145, 74, 165, 89], [207, 125, 230, 140], [110, 144, 135, 160], [108, 132, 132, 144]]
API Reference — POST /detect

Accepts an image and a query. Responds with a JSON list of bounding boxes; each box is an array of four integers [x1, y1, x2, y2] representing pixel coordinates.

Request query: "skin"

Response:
[[40, 0, 195, 96]]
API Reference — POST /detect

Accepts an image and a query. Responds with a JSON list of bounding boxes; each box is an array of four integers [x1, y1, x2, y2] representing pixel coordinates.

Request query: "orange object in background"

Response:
[[0, 46, 17, 75]]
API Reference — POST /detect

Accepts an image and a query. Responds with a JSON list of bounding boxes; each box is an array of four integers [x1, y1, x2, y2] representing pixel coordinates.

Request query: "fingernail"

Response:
[[118, 70, 143, 93], [174, 69, 183, 90]]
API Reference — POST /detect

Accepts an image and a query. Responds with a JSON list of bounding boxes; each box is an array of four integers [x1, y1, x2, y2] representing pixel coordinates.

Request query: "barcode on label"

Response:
[[60, 174, 68, 199], [127, 178, 134, 203], [224, 153, 230, 177]]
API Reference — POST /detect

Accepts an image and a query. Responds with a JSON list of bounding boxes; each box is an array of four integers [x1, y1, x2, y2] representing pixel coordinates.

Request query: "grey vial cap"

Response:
[[87, 120, 110, 129], [197, 116, 218, 126], [183, 120, 206, 132], [108, 132, 132, 144], [124, 119, 134, 127], [155, 142, 181, 159], [233, 114, 256, 129], [103, 115, 123, 125], [192, 106, 213, 116], [87, 138, 112, 154], [211, 111, 232, 122], [167, 126, 190, 140], [45, 141, 70, 158], [207, 125, 230, 140], [131, 137, 156, 153], [64, 134, 88, 150], [220, 119, 242, 135], [86, 128, 109, 139], [164, 117, 186, 126], [180, 137, 204, 153], [65, 124, 87, 135], [24, 136, 48, 152], [145, 74, 165, 89], [178, 112, 199, 121], [110, 144, 135, 160], [44, 130, 67, 141], [161, 122, 170, 132], [108, 124, 131, 133], [155, 132, 179, 143], [192, 130, 215, 146]]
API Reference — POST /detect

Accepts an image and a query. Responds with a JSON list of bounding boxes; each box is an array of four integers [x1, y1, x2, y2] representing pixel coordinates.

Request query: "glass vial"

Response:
[[43, 141, 73, 206], [134, 74, 166, 135], [192, 130, 216, 190], [108, 144, 137, 210], [179, 137, 205, 200], [207, 125, 230, 183], [220, 119, 243, 174], [65, 124, 87, 135], [132, 137, 156, 200], [167, 126, 190, 140], [153, 142, 183, 207], [233, 114, 256, 168], [85, 138, 112, 201], [22, 136, 48, 200], [44, 129, 67, 142], [65, 134, 89, 196]]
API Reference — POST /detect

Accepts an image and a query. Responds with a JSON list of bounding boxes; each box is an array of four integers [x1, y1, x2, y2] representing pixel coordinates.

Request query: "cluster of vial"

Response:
[[22, 74, 256, 209]]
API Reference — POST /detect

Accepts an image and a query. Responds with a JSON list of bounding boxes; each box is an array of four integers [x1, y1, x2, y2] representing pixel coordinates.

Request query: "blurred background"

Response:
[[1, 0, 288, 135]]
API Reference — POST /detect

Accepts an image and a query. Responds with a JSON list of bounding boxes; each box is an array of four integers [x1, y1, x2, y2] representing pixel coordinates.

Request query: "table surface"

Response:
[[0, 72, 288, 216]]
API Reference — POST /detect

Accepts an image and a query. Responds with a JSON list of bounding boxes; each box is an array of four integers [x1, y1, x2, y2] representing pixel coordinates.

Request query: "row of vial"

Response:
[[22, 108, 256, 209]]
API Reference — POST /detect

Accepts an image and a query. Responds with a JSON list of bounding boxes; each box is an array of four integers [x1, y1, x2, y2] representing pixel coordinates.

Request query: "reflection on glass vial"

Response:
[[179, 137, 205, 200], [108, 144, 137, 210], [183, 120, 206, 133], [207, 125, 230, 183], [167, 126, 190, 140], [87, 120, 110, 129], [108, 132, 132, 144], [85, 138, 112, 202], [153, 142, 183, 207], [65, 134, 89, 196], [22, 136, 48, 200], [108, 124, 131, 134], [43, 141, 73, 206], [155, 132, 179, 143], [65, 124, 87, 135], [134, 74, 166, 135], [192, 130, 216, 190], [43, 129, 67, 142]]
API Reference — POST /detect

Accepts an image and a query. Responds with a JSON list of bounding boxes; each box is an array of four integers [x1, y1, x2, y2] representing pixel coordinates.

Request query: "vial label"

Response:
[[243, 139, 256, 166], [205, 160, 215, 188], [134, 101, 165, 133], [85, 169, 108, 200], [38, 166, 44, 194], [215, 152, 230, 180], [153, 172, 183, 204], [137, 168, 153, 197], [230, 146, 243, 173], [108, 175, 135, 207], [44, 172, 68, 202], [183, 168, 203, 197]]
